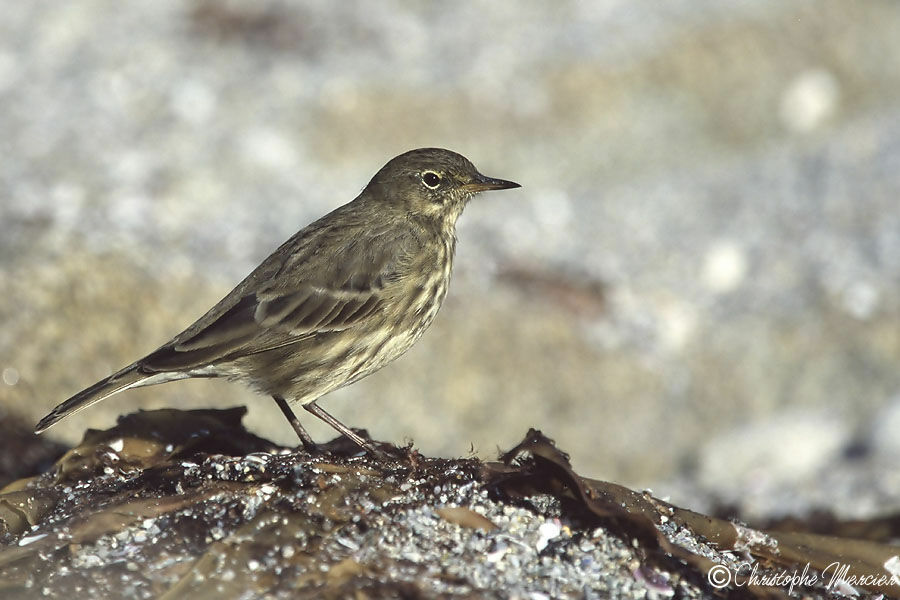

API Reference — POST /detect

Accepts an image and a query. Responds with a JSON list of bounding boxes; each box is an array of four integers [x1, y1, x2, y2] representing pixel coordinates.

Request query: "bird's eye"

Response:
[[422, 171, 442, 189]]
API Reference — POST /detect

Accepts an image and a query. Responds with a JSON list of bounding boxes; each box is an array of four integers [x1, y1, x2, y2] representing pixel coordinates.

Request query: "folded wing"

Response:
[[140, 218, 414, 373]]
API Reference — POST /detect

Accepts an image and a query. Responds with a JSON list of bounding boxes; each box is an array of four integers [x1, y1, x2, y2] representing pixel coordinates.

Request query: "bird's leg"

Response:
[[273, 395, 318, 452], [303, 400, 383, 457]]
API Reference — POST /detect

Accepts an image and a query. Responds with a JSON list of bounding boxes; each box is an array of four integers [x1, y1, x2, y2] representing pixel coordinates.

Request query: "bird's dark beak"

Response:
[[463, 172, 521, 193]]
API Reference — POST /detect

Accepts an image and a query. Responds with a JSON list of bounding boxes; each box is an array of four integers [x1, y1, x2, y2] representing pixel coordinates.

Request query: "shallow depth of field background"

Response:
[[2, 1, 899, 515]]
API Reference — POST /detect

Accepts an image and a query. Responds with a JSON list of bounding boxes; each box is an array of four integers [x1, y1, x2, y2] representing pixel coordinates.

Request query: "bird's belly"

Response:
[[314, 291, 444, 391], [240, 268, 448, 404], [344, 322, 426, 382]]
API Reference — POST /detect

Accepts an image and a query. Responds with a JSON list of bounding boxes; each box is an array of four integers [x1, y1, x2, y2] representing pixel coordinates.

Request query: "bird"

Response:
[[35, 148, 520, 455]]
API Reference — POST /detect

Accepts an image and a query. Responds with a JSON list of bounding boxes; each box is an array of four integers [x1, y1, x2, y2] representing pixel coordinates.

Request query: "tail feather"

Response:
[[35, 366, 149, 433]]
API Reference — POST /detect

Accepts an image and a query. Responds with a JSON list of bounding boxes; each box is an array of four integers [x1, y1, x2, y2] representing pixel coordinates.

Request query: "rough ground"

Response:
[[2, 409, 899, 599]]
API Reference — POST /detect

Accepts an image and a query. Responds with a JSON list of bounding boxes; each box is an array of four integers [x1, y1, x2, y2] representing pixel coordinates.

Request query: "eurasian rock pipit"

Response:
[[36, 148, 520, 455]]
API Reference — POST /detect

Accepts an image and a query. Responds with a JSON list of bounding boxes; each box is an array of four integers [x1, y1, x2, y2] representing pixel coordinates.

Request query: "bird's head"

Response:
[[364, 148, 520, 232]]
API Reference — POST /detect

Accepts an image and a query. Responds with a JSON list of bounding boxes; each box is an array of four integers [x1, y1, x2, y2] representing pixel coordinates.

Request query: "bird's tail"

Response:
[[34, 365, 151, 433]]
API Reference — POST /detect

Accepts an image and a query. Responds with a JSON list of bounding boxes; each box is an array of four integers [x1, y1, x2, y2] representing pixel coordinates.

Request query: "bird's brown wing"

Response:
[[140, 217, 416, 373], [169, 284, 382, 350]]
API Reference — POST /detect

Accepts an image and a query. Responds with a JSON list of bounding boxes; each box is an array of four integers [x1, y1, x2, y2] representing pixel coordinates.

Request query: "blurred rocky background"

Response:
[[1, 1, 899, 517]]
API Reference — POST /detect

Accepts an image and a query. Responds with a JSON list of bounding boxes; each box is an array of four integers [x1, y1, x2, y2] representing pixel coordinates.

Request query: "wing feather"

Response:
[[138, 208, 419, 374]]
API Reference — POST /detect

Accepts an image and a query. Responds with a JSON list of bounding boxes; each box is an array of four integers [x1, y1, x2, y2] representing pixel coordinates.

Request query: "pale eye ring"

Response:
[[422, 171, 442, 189]]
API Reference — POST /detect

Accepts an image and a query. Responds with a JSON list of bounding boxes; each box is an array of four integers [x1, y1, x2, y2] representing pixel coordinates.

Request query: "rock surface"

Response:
[[2, 409, 899, 599]]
